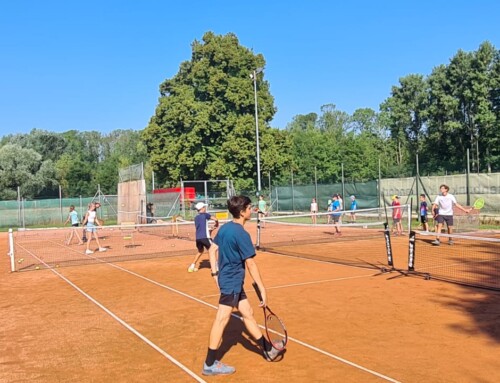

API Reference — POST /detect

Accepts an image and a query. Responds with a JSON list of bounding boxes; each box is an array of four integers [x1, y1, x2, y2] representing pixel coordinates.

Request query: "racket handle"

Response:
[[252, 282, 263, 302]]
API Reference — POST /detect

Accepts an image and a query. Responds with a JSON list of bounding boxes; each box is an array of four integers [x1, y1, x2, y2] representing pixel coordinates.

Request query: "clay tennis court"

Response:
[[1, 225, 499, 382]]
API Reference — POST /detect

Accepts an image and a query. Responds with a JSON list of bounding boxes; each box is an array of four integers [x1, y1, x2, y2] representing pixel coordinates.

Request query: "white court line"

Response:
[[16, 247, 207, 383], [84, 257, 402, 383], [201, 273, 377, 298]]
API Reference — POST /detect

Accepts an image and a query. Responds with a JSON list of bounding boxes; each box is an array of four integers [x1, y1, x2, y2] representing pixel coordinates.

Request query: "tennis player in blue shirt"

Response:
[[202, 195, 284, 376]]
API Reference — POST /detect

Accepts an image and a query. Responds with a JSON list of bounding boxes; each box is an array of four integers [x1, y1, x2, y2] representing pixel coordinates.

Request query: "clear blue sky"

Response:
[[1, 1, 499, 138]]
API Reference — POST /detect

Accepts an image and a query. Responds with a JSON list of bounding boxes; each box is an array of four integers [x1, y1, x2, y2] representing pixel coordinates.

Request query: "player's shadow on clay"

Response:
[[199, 259, 211, 270], [217, 315, 286, 362]]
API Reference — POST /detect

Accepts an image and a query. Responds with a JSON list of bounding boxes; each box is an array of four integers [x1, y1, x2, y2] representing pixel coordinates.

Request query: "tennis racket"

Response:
[[252, 282, 287, 351], [467, 198, 484, 224], [472, 197, 485, 210]]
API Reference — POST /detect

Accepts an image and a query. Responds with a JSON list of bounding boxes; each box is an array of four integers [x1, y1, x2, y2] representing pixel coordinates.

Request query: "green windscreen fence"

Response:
[[270, 180, 379, 212], [0, 197, 118, 228]]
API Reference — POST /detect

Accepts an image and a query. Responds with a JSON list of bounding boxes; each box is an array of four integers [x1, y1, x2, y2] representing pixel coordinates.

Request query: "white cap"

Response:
[[195, 202, 207, 211]]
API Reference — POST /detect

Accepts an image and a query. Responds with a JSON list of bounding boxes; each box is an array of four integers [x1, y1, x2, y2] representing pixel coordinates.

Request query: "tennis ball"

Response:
[[18, 258, 24, 263], [35, 266, 40, 270], [171, 244, 175, 247]]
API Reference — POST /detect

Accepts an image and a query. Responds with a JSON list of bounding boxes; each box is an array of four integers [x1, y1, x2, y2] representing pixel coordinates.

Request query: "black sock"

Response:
[[205, 348, 217, 366], [258, 336, 272, 352]]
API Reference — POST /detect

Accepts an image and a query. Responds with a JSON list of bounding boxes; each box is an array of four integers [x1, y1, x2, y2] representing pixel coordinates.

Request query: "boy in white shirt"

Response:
[[431, 184, 470, 246]]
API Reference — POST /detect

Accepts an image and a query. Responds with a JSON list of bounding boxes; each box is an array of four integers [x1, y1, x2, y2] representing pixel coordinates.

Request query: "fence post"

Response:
[[9, 229, 15, 272], [314, 166, 318, 201]]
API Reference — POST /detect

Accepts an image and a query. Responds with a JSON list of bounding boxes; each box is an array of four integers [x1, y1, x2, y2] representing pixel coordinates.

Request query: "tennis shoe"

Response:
[[188, 266, 198, 272], [431, 239, 440, 246], [98, 247, 107, 252], [85, 249, 94, 254], [448, 240, 454, 246], [202, 360, 235, 376], [264, 341, 285, 361]]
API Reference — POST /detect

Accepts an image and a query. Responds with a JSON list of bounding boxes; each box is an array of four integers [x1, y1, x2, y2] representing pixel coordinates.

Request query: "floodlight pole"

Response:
[[251, 67, 264, 193]]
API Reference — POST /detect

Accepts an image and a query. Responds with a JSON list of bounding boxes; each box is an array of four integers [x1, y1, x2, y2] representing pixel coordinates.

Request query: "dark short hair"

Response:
[[420, 194, 426, 197], [227, 195, 251, 218]]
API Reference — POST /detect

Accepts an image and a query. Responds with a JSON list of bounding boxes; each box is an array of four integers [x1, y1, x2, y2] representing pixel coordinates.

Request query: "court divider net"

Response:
[[255, 206, 407, 270], [408, 230, 500, 291], [10, 221, 201, 271]]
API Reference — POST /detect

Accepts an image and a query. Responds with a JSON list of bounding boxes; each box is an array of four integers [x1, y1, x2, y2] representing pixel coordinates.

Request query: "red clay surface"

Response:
[[1, 230, 500, 383]]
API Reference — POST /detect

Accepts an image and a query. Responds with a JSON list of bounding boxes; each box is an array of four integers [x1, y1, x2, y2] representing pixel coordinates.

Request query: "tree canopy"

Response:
[[142, 31, 289, 190]]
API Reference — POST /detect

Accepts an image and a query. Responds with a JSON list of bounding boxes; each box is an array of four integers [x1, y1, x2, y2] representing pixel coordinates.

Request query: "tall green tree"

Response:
[[426, 41, 499, 172], [142, 31, 287, 190], [381, 74, 429, 170]]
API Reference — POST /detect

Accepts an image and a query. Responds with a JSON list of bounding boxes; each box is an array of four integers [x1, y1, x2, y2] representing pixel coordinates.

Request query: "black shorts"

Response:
[[196, 238, 212, 252], [219, 290, 248, 307], [420, 215, 428, 224], [72, 223, 79, 227]]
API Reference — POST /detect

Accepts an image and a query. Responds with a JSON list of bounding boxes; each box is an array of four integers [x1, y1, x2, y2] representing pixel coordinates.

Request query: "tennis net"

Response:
[[256, 207, 406, 270], [9, 221, 200, 272], [408, 230, 500, 290]]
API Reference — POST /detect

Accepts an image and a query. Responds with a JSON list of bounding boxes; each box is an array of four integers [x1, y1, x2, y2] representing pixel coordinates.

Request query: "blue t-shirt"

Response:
[[420, 201, 428, 216], [350, 200, 358, 211], [69, 210, 79, 225], [331, 200, 341, 216], [214, 222, 256, 295], [194, 212, 211, 240]]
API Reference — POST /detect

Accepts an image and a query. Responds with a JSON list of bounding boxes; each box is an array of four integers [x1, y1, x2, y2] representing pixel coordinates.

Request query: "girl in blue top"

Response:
[[349, 195, 358, 223], [64, 205, 83, 245]]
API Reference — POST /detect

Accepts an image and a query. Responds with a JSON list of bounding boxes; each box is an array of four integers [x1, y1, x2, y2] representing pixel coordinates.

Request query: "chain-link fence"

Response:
[[2, 173, 499, 229]]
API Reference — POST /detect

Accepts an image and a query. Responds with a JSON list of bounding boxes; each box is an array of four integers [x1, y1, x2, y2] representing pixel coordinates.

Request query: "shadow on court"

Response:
[[217, 315, 286, 362]]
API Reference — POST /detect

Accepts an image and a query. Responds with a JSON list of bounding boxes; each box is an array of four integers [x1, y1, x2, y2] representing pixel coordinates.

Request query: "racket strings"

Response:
[[266, 314, 287, 349]]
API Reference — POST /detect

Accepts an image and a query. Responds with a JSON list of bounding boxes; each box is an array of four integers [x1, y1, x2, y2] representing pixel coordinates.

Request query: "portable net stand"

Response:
[[406, 230, 431, 280]]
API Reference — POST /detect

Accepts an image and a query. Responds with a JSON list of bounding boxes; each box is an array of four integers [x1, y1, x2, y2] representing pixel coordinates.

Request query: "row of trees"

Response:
[[1, 32, 499, 199], [0, 129, 147, 199]]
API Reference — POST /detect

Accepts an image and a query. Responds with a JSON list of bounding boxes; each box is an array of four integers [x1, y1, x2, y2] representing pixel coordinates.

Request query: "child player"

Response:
[[391, 195, 403, 236], [188, 202, 219, 273], [419, 194, 429, 232]]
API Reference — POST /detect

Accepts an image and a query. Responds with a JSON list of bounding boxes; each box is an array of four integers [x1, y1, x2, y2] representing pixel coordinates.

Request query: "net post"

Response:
[[8, 228, 15, 272], [383, 223, 393, 267], [407, 203, 412, 235], [256, 214, 261, 250], [408, 230, 416, 272]]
